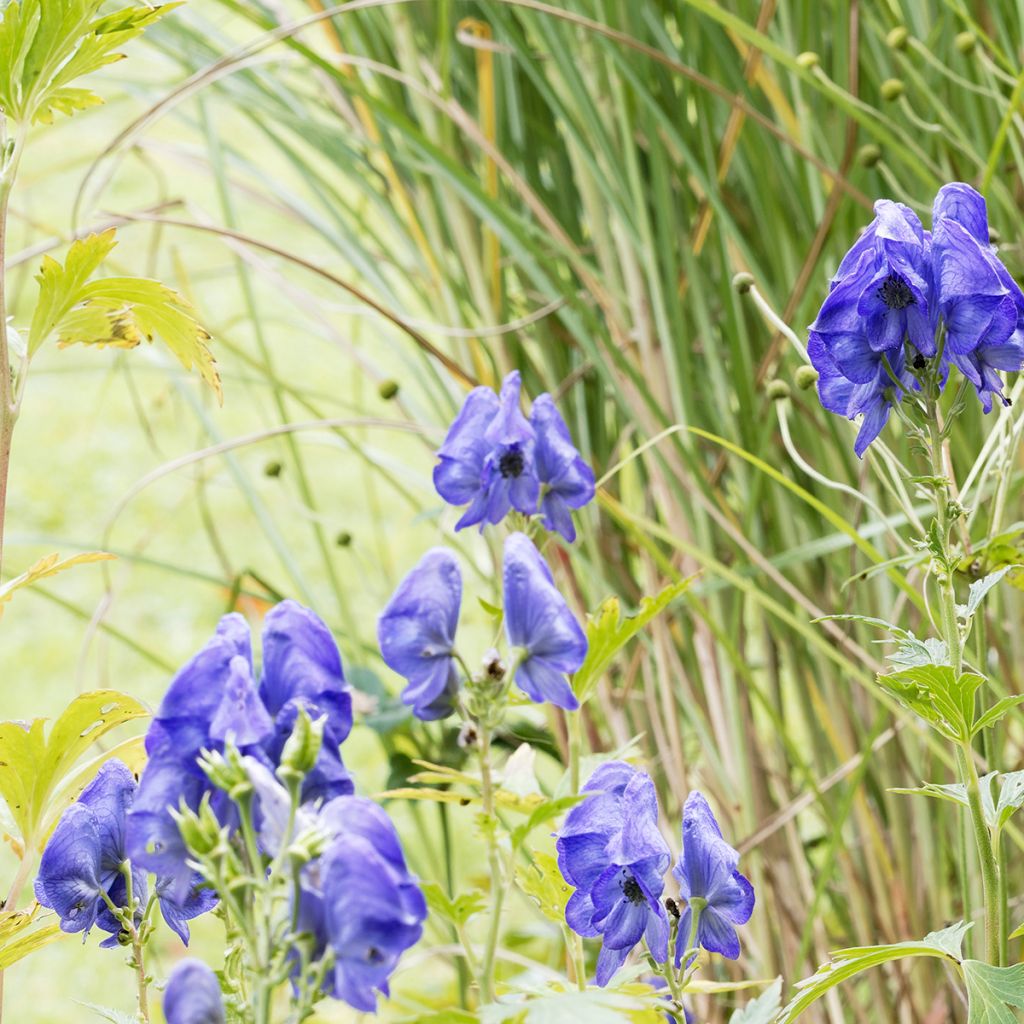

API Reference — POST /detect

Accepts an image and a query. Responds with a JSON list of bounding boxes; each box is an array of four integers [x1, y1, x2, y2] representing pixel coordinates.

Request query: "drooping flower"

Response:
[[36, 760, 214, 947], [931, 183, 1024, 411], [502, 532, 587, 710], [434, 371, 538, 530], [530, 394, 595, 543], [163, 958, 225, 1024], [672, 792, 754, 966], [378, 548, 463, 720], [556, 762, 671, 986], [126, 601, 353, 905]]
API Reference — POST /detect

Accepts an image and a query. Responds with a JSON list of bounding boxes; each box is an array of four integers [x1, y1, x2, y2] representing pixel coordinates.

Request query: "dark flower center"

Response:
[[621, 874, 645, 905], [877, 273, 914, 310], [498, 445, 525, 479], [365, 945, 385, 964]]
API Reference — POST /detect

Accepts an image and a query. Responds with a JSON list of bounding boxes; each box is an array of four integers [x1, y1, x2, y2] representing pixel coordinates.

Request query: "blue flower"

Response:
[[126, 601, 353, 907], [289, 796, 426, 1012], [672, 792, 754, 966], [556, 762, 671, 986], [378, 548, 463, 721], [932, 183, 1024, 411], [36, 759, 213, 947], [531, 394, 595, 543], [434, 371, 539, 530], [503, 532, 587, 710], [163, 958, 225, 1024]]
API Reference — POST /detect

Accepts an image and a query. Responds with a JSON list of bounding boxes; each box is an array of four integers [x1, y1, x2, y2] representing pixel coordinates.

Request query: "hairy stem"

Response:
[[927, 406, 1000, 963]]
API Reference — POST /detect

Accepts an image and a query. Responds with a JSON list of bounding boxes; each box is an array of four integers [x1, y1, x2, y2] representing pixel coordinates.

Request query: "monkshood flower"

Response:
[[672, 792, 754, 967], [809, 183, 1024, 453], [434, 371, 538, 530], [433, 370, 594, 540], [35, 760, 214, 946], [503, 532, 587, 710], [126, 600, 353, 905], [378, 548, 462, 721], [530, 394, 596, 543], [932, 183, 1024, 411], [163, 958, 225, 1024], [556, 762, 671, 986]]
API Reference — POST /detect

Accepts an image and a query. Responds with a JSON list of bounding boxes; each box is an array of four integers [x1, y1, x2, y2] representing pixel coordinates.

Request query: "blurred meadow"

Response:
[[5, 0, 1024, 1020]]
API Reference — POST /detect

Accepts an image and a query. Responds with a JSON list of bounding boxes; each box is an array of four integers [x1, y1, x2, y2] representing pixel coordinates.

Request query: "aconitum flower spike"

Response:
[[672, 792, 754, 966], [378, 548, 462, 721], [502, 532, 587, 710], [530, 393, 595, 543], [163, 958, 225, 1024], [556, 762, 671, 985], [126, 600, 353, 910]]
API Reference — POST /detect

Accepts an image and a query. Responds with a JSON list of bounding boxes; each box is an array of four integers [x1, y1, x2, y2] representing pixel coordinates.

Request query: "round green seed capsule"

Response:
[[880, 78, 905, 101], [732, 271, 755, 294], [766, 379, 791, 401], [795, 365, 820, 391]]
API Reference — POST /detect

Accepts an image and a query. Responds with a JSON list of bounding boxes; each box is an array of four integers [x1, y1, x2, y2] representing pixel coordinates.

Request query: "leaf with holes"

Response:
[[0, 690, 147, 847], [573, 577, 695, 703], [515, 851, 573, 923]]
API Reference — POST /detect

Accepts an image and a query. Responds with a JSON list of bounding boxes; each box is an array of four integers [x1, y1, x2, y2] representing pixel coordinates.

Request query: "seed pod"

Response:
[[794, 365, 820, 391], [880, 78, 905, 101], [732, 271, 755, 294]]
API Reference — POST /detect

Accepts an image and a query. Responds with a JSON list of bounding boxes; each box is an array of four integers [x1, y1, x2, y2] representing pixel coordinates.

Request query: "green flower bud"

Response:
[[886, 26, 909, 50], [880, 78, 905, 101], [857, 143, 882, 168], [732, 271, 755, 294], [794, 365, 820, 391], [955, 31, 976, 55], [378, 379, 400, 400], [278, 707, 326, 783], [201, 746, 252, 799], [796, 51, 820, 70], [766, 379, 791, 401], [172, 796, 222, 857]]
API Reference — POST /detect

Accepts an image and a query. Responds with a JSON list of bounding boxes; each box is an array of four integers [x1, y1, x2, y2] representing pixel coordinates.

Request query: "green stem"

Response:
[[997, 828, 1009, 967], [478, 726, 505, 1004], [926, 404, 1000, 964], [566, 709, 587, 990]]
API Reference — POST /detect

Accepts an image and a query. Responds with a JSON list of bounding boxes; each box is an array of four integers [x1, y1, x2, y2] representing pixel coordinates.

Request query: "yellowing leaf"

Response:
[[58, 277, 222, 403], [0, 906, 61, 970], [515, 851, 572, 923], [0, 550, 115, 619], [0, 690, 147, 846]]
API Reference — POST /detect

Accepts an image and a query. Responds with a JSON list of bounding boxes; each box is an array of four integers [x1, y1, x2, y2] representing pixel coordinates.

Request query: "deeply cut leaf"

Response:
[[0, 550, 114, 619], [573, 577, 695, 703]]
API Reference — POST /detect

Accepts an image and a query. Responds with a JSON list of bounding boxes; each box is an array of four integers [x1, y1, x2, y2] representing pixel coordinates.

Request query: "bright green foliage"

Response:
[[27, 229, 222, 401], [0, 689, 146, 850], [0, 0, 176, 124], [893, 770, 1024, 832], [777, 923, 969, 1022], [879, 664, 985, 742], [963, 961, 1024, 1023], [514, 851, 572, 924], [956, 566, 1022, 623], [420, 881, 487, 928], [573, 577, 695, 703]]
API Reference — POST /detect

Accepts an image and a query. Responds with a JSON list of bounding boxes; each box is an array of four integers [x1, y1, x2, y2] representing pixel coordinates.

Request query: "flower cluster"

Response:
[[125, 600, 354, 903], [434, 370, 595, 541], [809, 183, 1024, 455], [244, 760, 427, 1012], [35, 759, 215, 946], [378, 531, 587, 720], [556, 764, 754, 985]]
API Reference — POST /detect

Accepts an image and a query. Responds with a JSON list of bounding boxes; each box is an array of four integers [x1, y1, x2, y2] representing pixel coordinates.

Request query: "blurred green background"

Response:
[[4, 0, 1024, 1020]]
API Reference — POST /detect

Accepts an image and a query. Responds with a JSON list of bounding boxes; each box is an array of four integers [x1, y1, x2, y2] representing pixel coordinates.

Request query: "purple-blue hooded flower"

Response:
[[672, 792, 754, 966], [378, 548, 463, 721], [163, 958, 225, 1024], [932, 183, 1024, 411], [434, 371, 539, 530], [503, 532, 587, 710], [126, 601, 353, 912], [36, 759, 214, 947], [556, 762, 671, 986], [531, 394, 595, 543]]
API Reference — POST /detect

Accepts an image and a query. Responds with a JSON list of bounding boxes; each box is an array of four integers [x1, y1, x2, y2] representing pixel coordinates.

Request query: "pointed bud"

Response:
[[278, 707, 325, 784]]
